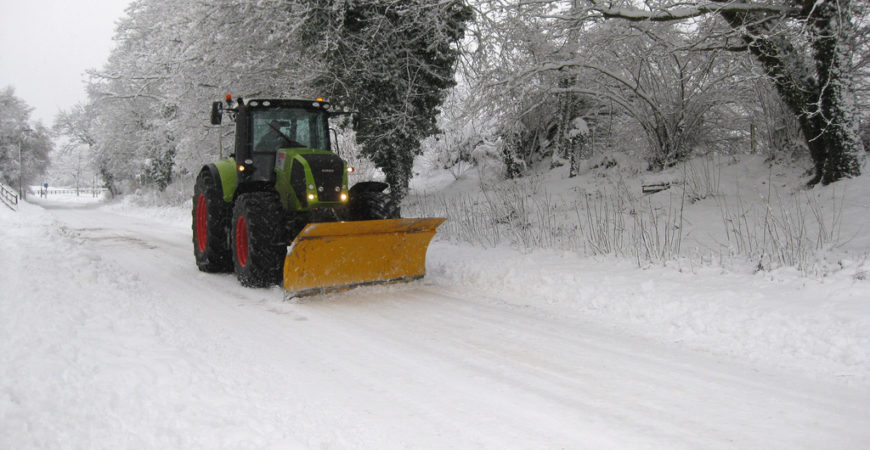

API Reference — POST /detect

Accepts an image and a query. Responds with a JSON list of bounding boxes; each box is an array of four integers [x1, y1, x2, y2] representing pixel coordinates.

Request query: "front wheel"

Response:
[[348, 190, 400, 221], [231, 192, 286, 287]]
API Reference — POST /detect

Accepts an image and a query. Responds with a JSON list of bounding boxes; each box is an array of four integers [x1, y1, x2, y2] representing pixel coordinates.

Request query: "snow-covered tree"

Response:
[[450, 0, 866, 183], [303, 0, 472, 201], [53, 103, 99, 193], [66, 0, 470, 200], [0, 87, 52, 192], [594, 0, 867, 185]]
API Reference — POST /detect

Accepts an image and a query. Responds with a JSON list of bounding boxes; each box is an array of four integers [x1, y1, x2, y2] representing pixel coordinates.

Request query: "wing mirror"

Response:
[[210, 101, 222, 125]]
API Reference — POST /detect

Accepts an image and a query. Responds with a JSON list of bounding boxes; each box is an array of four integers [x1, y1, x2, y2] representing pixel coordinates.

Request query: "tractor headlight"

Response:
[[340, 192, 348, 202], [238, 159, 254, 172], [307, 193, 316, 201]]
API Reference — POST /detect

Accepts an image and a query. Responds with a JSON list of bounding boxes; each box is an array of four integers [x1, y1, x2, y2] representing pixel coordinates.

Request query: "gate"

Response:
[[1, 182, 19, 211]]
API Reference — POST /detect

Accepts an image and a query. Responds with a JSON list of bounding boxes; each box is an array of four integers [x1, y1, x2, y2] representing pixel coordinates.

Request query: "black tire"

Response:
[[192, 169, 233, 272], [348, 190, 400, 220], [231, 192, 286, 287]]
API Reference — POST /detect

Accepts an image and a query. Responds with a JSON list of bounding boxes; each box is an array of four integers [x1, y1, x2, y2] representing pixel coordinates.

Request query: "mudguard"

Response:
[[210, 158, 238, 203]]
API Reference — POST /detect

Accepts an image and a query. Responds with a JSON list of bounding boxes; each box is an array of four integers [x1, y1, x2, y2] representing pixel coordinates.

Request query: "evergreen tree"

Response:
[[305, 0, 472, 201]]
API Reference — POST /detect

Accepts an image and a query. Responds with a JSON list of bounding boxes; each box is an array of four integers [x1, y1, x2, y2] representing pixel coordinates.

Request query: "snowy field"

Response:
[[2, 176, 870, 448]]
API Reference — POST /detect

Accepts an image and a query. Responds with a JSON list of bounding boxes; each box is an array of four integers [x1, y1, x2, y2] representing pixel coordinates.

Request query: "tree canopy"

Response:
[[62, 0, 470, 198], [0, 87, 53, 191], [55, 0, 868, 195], [594, 0, 866, 184]]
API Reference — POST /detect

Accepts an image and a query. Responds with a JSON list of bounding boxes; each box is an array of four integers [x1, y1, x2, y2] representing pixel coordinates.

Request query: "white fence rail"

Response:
[[36, 187, 108, 198]]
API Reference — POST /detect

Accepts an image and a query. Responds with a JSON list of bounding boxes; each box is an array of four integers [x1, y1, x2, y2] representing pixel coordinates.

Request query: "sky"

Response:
[[0, 0, 132, 126]]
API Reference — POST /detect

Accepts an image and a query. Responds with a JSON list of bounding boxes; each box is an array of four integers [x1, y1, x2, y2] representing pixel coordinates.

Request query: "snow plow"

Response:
[[283, 218, 445, 296], [193, 96, 445, 295]]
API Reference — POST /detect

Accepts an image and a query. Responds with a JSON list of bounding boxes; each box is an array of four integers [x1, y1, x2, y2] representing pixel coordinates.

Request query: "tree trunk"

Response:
[[719, 0, 864, 185], [808, 0, 864, 184]]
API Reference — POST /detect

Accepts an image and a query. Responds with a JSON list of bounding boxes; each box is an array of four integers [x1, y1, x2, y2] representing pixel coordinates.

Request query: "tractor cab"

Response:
[[212, 98, 333, 185]]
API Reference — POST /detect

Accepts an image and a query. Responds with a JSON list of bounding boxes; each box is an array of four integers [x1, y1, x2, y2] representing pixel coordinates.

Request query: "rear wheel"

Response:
[[231, 192, 286, 287], [192, 169, 232, 272]]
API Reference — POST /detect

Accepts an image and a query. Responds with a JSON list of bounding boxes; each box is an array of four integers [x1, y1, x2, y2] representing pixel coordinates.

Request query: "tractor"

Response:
[[192, 95, 444, 296]]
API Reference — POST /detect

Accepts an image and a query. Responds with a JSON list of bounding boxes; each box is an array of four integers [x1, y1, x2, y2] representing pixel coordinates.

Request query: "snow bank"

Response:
[[427, 242, 870, 385]]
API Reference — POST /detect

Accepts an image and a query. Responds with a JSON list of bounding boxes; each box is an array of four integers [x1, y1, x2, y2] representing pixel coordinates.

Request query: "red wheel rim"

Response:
[[235, 216, 249, 267], [195, 194, 208, 252]]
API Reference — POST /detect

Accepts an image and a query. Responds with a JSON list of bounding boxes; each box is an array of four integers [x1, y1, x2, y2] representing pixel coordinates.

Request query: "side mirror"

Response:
[[210, 101, 223, 125]]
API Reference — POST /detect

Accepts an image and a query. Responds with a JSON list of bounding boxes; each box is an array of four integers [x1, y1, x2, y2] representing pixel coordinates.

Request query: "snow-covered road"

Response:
[[2, 199, 869, 448]]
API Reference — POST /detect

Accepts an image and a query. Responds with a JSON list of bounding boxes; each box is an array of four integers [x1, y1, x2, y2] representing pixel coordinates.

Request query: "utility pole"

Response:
[[18, 126, 32, 201], [18, 136, 23, 200]]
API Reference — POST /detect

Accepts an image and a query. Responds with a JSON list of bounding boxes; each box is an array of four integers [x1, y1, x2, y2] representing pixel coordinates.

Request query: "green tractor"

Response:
[[192, 96, 443, 295]]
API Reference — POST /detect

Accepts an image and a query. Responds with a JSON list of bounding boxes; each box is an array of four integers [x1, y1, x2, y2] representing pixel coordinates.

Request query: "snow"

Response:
[[2, 165, 870, 447], [431, 244, 870, 381]]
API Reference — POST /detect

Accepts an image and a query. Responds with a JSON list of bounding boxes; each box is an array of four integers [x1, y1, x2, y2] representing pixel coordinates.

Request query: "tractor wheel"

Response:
[[349, 190, 400, 220], [231, 191, 285, 287], [192, 169, 232, 272]]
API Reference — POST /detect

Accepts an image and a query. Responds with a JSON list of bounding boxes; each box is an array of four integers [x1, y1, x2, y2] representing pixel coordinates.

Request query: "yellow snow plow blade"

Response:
[[283, 218, 446, 297]]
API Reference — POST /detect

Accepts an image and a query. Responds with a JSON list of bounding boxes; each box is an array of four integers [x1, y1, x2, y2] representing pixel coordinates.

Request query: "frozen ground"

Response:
[[1, 175, 869, 448]]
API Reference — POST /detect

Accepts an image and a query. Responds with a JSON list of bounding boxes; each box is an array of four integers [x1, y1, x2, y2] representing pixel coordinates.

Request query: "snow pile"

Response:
[[427, 243, 870, 384]]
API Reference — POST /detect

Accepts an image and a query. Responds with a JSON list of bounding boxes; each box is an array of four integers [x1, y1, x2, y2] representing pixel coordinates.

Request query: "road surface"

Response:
[[2, 199, 868, 448]]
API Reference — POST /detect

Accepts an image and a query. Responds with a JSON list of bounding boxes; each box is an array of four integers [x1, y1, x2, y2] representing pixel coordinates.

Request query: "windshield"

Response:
[[252, 107, 328, 153]]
